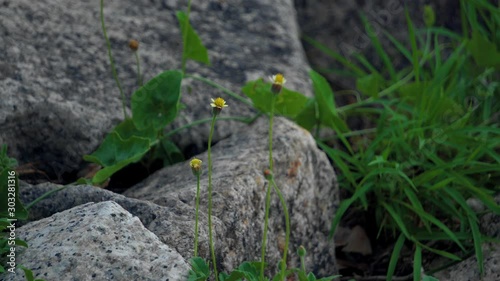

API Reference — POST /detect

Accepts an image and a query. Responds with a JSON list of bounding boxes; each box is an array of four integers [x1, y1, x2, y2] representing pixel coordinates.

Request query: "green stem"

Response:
[[300, 255, 306, 273], [260, 183, 272, 280], [134, 51, 142, 87], [100, 0, 127, 119], [269, 96, 276, 171], [25, 184, 71, 210], [260, 95, 276, 279], [163, 115, 260, 139], [194, 173, 201, 257], [185, 74, 254, 107], [271, 178, 290, 281], [207, 114, 219, 281], [181, 0, 193, 75]]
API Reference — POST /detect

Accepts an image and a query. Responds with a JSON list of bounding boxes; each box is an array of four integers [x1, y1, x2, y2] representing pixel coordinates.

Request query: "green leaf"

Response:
[[386, 234, 405, 281], [113, 118, 157, 143], [83, 132, 151, 184], [241, 79, 308, 118], [176, 11, 210, 65], [356, 74, 382, 98], [132, 70, 183, 131], [294, 98, 318, 131], [0, 145, 18, 174], [309, 70, 349, 133], [413, 245, 422, 281], [467, 31, 500, 69], [188, 257, 210, 281], [0, 169, 28, 220], [159, 139, 185, 166], [423, 5, 436, 28]]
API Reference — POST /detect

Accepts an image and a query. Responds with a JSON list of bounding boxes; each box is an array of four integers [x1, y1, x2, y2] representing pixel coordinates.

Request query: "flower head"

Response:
[[210, 97, 228, 115], [129, 39, 139, 51], [190, 158, 203, 176], [269, 73, 286, 94]]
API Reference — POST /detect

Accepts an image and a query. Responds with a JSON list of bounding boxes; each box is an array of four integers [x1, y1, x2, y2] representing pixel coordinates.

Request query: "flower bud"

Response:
[[190, 158, 202, 176], [297, 245, 306, 257], [129, 39, 139, 51]]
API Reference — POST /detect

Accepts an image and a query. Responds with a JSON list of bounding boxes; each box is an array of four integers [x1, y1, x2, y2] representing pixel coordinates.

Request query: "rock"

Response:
[[17, 117, 339, 277], [123, 117, 339, 275], [1, 201, 189, 281], [0, 0, 312, 179], [295, 0, 461, 90], [432, 194, 500, 281], [432, 243, 500, 281]]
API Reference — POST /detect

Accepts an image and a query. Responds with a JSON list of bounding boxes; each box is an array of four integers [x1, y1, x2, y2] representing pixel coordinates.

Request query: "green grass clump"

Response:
[[305, 1, 500, 280]]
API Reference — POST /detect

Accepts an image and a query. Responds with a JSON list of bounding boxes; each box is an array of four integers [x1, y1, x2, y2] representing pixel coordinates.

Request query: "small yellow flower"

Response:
[[270, 73, 286, 85], [210, 97, 228, 116], [210, 97, 228, 109], [270, 73, 286, 94], [190, 158, 202, 176]]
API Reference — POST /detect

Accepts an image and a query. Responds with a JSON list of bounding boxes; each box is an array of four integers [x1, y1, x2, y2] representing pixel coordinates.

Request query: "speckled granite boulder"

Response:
[[2, 201, 189, 281], [17, 117, 339, 277], [0, 0, 311, 179]]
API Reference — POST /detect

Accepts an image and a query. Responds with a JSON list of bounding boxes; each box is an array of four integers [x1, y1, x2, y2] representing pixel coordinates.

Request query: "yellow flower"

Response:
[[270, 73, 286, 85], [210, 97, 228, 109], [190, 158, 202, 175], [270, 73, 286, 94], [210, 97, 228, 116]]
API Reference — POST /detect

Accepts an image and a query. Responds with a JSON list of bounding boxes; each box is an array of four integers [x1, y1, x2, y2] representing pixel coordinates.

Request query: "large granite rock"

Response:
[[3, 201, 190, 281], [0, 0, 312, 179], [16, 117, 339, 277]]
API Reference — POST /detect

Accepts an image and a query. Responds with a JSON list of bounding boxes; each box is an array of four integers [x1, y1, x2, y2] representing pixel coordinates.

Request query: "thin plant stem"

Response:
[[100, 0, 127, 119], [207, 114, 219, 281], [181, 0, 193, 75], [260, 95, 276, 279], [269, 96, 276, 171], [163, 114, 260, 139], [260, 183, 272, 280], [134, 51, 142, 87], [300, 254, 306, 273], [194, 173, 201, 256], [25, 184, 70, 210], [271, 178, 290, 281], [185, 74, 254, 107]]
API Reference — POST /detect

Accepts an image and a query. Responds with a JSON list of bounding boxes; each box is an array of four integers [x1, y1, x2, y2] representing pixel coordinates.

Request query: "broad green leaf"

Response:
[[241, 79, 308, 118], [159, 139, 185, 166], [309, 70, 349, 133], [0, 169, 28, 220], [113, 118, 157, 143], [177, 11, 210, 65], [467, 31, 500, 69], [294, 98, 317, 131], [132, 70, 183, 131], [83, 132, 151, 184], [0, 144, 18, 174]]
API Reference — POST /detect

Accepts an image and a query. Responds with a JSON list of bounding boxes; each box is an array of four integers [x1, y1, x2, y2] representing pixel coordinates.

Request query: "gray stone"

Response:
[[18, 116, 339, 277], [124, 117, 339, 276], [295, 0, 461, 90], [0, 0, 312, 178], [433, 243, 500, 281], [2, 201, 189, 281]]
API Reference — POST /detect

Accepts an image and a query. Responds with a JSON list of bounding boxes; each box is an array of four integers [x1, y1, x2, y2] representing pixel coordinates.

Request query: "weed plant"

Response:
[[8, 0, 499, 280], [304, 1, 500, 280]]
